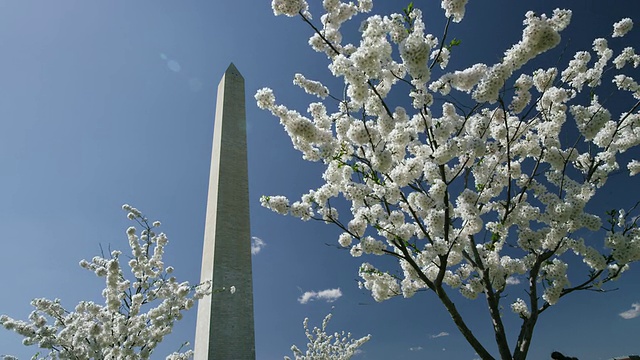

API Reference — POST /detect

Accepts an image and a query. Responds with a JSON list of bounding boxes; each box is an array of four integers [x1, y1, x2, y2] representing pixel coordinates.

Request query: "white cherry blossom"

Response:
[[263, 1, 640, 359], [1, 206, 212, 360]]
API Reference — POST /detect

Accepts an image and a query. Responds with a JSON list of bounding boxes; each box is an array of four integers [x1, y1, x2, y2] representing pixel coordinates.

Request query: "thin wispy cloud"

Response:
[[251, 236, 266, 255], [409, 346, 423, 351], [619, 302, 640, 319], [431, 331, 450, 338], [506, 276, 521, 285], [298, 288, 342, 304]]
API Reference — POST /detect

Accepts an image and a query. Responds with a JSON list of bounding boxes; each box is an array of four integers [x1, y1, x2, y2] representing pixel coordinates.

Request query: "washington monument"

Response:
[[194, 63, 255, 359]]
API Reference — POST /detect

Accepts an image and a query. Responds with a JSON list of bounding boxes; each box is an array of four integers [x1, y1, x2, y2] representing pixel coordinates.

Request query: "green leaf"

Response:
[[446, 38, 462, 51], [405, 2, 414, 14]]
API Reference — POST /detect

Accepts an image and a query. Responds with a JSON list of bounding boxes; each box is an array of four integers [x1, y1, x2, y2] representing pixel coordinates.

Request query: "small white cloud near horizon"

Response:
[[251, 236, 266, 255], [506, 276, 521, 285], [409, 346, 423, 351], [619, 302, 640, 319], [431, 331, 450, 338], [298, 288, 342, 304]]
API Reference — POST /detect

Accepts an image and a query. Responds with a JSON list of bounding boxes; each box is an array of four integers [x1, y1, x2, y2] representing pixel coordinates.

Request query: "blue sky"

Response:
[[0, 1, 639, 359]]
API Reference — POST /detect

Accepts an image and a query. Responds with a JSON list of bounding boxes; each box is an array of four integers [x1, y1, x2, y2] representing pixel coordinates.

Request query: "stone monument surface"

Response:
[[194, 63, 255, 360]]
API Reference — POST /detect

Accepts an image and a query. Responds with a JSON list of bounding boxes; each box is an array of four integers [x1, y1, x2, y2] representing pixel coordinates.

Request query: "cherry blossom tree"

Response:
[[259, 1, 640, 359], [0, 205, 213, 360], [285, 313, 370, 360]]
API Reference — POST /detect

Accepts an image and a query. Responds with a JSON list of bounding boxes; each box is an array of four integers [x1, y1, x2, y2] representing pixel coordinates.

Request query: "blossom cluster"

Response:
[[285, 313, 371, 360], [510, 298, 531, 319], [0, 206, 212, 360], [613, 18, 634, 38], [272, 0, 308, 17]]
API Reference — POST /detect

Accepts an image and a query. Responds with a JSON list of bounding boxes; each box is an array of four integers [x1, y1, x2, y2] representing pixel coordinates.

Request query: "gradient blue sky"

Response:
[[0, 1, 639, 359]]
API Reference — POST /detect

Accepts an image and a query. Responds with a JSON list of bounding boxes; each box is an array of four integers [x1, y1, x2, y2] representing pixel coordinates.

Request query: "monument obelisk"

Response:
[[194, 63, 255, 359]]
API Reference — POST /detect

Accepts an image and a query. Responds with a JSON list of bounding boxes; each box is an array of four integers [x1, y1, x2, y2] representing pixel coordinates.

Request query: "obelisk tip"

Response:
[[226, 62, 241, 77]]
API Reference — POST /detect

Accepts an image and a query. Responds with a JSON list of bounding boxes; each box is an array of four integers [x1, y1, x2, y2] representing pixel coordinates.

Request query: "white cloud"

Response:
[[506, 276, 521, 285], [431, 331, 450, 338], [619, 302, 640, 319], [298, 288, 342, 304], [251, 236, 266, 255], [409, 346, 423, 351]]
